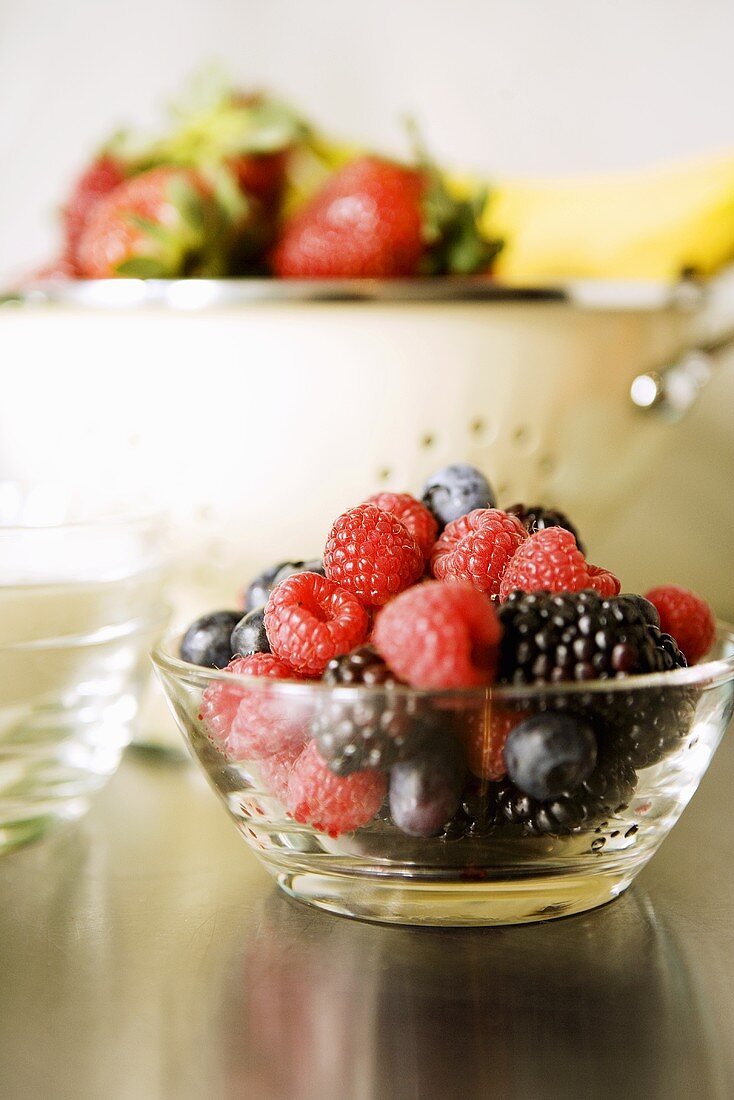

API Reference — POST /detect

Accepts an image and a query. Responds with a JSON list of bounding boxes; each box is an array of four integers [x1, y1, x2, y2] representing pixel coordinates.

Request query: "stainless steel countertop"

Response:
[[1, 729, 733, 1100]]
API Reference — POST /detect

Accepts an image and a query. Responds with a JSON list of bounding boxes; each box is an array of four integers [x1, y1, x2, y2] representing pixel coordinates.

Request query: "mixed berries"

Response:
[[179, 462, 714, 843]]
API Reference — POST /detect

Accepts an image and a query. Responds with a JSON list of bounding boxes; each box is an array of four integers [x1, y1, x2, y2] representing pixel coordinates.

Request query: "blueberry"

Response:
[[180, 610, 242, 668], [231, 607, 271, 657], [273, 559, 325, 586], [244, 559, 325, 612], [244, 563, 285, 612], [618, 593, 660, 629], [421, 463, 496, 529], [504, 714, 597, 801], [389, 738, 464, 837]]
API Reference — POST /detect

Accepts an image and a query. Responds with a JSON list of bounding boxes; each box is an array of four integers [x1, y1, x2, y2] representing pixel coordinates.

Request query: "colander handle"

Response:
[[630, 326, 734, 419]]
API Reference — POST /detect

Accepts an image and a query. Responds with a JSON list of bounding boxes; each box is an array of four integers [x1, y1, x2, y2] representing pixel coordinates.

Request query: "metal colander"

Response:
[[2, 276, 731, 613]]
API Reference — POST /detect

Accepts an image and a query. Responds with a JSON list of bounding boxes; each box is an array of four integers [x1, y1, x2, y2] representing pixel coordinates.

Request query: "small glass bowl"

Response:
[[0, 490, 170, 851], [153, 627, 734, 926]]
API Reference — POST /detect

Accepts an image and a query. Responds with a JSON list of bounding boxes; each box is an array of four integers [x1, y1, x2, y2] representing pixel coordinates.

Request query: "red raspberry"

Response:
[[498, 527, 621, 601], [258, 747, 302, 803], [364, 491, 438, 563], [645, 584, 716, 665], [460, 707, 526, 781], [199, 654, 304, 761], [265, 571, 369, 677], [286, 740, 387, 836], [373, 580, 501, 689], [587, 563, 622, 599], [431, 509, 527, 597], [199, 656, 259, 747], [324, 504, 423, 607]]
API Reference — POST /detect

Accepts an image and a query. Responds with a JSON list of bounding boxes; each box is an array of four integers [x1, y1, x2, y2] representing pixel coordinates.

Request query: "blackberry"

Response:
[[595, 621, 695, 768], [497, 590, 696, 771], [604, 681, 697, 769], [442, 777, 501, 839], [506, 503, 585, 555], [312, 646, 426, 775], [322, 645, 398, 689], [497, 590, 661, 685], [618, 593, 660, 629], [497, 746, 638, 836]]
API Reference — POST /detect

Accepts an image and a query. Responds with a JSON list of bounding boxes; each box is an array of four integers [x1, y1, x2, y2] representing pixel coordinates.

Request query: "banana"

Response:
[[460, 152, 734, 283]]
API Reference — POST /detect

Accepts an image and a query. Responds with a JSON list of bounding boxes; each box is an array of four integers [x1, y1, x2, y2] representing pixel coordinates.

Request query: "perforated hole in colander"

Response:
[[511, 424, 538, 453], [538, 454, 557, 478]]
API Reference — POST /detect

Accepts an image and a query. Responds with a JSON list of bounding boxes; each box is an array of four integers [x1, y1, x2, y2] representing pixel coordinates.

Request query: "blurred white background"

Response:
[[3, 0, 734, 278]]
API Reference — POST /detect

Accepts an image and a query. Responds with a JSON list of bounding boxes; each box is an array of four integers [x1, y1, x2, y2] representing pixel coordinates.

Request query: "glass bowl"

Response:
[[0, 489, 170, 852], [153, 626, 734, 926]]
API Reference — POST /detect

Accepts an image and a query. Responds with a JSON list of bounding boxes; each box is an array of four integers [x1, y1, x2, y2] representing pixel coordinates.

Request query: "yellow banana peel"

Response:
[[457, 152, 734, 283], [287, 139, 734, 282]]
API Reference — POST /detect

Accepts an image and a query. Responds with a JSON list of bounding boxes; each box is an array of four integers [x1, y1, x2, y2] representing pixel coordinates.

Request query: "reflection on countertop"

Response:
[[0, 735, 732, 1100]]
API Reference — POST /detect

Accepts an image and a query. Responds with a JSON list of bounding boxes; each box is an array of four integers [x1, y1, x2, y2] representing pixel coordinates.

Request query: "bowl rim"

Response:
[[152, 622, 734, 701]]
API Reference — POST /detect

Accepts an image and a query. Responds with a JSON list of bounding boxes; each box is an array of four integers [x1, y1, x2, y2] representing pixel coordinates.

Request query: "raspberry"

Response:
[[264, 572, 369, 677], [245, 559, 325, 613], [258, 747, 301, 803], [460, 706, 524, 781], [498, 527, 620, 601], [364, 491, 438, 563], [587, 564, 623, 599], [431, 509, 527, 597], [286, 740, 387, 836], [324, 504, 423, 607], [199, 653, 300, 760], [644, 584, 716, 665], [373, 580, 501, 689], [506, 503, 586, 556]]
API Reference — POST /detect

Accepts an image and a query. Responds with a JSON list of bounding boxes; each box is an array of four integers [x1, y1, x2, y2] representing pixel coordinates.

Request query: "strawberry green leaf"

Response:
[[125, 212, 177, 245], [406, 117, 503, 275], [167, 176, 206, 235], [207, 165, 249, 225], [230, 100, 310, 154], [115, 256, 170, 277]]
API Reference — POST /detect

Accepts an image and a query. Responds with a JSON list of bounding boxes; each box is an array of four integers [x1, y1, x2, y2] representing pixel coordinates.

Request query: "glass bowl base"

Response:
[[268, 862, 640, 927]]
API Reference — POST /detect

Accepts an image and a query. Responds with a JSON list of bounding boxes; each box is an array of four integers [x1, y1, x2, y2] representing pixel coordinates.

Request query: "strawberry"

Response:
[[271, 154, 501, 279], [25, 254, 78, 283], [62, 154, 127, 267], [75, 165, 245, 278], [230, 147, 289, 211]]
